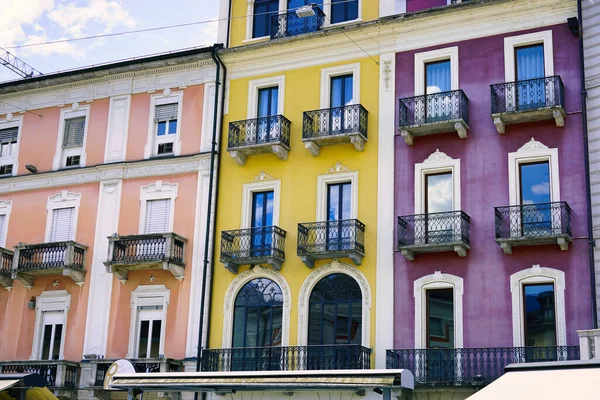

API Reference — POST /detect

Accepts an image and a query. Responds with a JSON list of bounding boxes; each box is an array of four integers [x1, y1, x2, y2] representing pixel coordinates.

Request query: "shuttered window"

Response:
[[144, 199, 171, 234], [0, 127, 18, 144], [0, 214, 6, 247], [62, 117, 86, 148], [154, 103, 178, 122], [50, 207, 75, 242]]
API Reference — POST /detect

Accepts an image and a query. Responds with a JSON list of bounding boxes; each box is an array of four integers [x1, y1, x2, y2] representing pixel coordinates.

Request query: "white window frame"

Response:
[[241, 176, 281, 229], [31, 290, 71, 360], [414, 47, 459, 96], [247, 76, 286, 119], [127, 285, 170, 358], [320, 63, 361, 109], [45, 191, 81, 242], [316, 166, 358, 221], [510, 264, 566, 347], [0, 115, 23, 177], [322, 0, 363, 27], [415, 149, 461, 214], [244, 0, 286, 43], [0, 200, 12, 248], [504, 30, 554, 82], [144, 91, 184, 159], [139, 181, 178, 234], [414, 271, 464, 349], [53, 104, 90, 171]]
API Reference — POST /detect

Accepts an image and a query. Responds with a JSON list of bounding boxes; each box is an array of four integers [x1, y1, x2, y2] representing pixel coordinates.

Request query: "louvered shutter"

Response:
[[0, 214, 6, 247], [62, 117, 86, 148], [0, 127, 18, 144], [50, 207, 75, 242], [155, 103, 178, 122], [144, 199, 171, 234]]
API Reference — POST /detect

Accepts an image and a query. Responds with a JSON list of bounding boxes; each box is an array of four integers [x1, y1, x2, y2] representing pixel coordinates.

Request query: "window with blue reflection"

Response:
[[251, 191, 274, 256], [520, 161, 551, 234], [157, 120, 177, 136], [327, 182, 351, 251], [330, 75, 353, 108], [257, 87, 279, 142], [523, 283, 556, 347], [426, 288, 454, 349], [253, 0, 279, 38], [331, 0, 358, 24]]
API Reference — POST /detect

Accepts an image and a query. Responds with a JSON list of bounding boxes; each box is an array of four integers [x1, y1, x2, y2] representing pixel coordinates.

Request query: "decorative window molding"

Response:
[[504, 30, 554, 82], [508, 138, 559, 206], [0, 115, 23, 177], [247, 75, 286, 118], [319, 63, 361, 109], [414, 149, 461, 214], [241, 175, 281, 229], [510, 264, 566, 347], [139, 181, 178, 234], [414, 271, 464, 349], [316, 165, 358, 221], [222, 266, 291, 347], [414, 46, 459, 96], [0, 200, 12, 248], [144, 90, 184, 159], [31, 290, 71, 360], [127, 284, 170, 358], [53, 103, 90, 171], [45, 191, 81, 242], [297, 260, 371, 346]]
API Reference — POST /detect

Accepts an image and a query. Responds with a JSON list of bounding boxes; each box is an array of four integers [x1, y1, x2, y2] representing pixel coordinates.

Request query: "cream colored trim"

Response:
[[144, 90, 184, 159], [201, 83, 217, 153], [127, 285, 170, 358], [510, 264, 566, 347], [31, 290, 71, 360], [44, 191, 81, 242], [316, 169, 358, 221], [0, 200, 12, 248], [414, 271, 464, 349], [241, 177, 281, 229], [0, 116, 22, 177], [504, 30, 554, 82], [414, 149, 461, 214], [247, 76, 286, 118], [414, 46, 459, 96], [104, 95, 131, 164], [319, 63, 361, 109], [138, 181, 178, 234]]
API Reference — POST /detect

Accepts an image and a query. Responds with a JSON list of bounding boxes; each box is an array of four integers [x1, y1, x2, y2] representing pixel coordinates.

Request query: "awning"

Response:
[[0, 380, 19, 392], [468, 360, 600, 400], [25, 388, 58, 400], [0, 374, 58, 400], [111, 369, 414, 393]]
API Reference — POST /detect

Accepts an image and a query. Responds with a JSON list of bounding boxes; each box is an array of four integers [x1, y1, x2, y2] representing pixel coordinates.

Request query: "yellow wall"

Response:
[[210, 55, 380, 359]]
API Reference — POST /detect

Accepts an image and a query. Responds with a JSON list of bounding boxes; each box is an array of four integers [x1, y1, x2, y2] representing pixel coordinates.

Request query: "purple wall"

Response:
[[393, 24, 593, 349], [406, 0, 447, 13]]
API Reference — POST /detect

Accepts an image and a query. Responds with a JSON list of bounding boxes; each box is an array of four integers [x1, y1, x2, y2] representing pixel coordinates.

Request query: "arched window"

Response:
[[308, 273, 362, 345], [232, 278, 283, 348]]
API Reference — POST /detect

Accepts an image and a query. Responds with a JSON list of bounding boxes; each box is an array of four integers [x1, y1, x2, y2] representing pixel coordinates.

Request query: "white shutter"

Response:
[[144, 199, 171, 234], [0, 214, 6, 247], [50, 207, 75, 242]]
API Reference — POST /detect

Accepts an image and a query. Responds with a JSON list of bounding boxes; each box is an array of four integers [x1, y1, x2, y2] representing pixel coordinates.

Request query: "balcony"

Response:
[[270, 7, 325, 39], [397, 211, 471, 260], [220, 226, 286, 273], [302, 104, 368, 156], [494, 202, 572, 254], [227, 115, 291, 166], [104, 233, 187, 283], [0, 360, 80, 395], [201, 345, 371, 372], [88, 358, 183, 388], [398, 90, 469, 145], [0, 247, 13, 288], [297, 219, 365, 269], [386, 346, 580, 387], [490, 76, 565, 133], [13, 241, 87, 288]]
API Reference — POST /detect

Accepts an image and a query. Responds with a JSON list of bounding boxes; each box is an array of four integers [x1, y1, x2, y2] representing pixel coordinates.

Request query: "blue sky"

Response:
[[0, 0, 219, 83]]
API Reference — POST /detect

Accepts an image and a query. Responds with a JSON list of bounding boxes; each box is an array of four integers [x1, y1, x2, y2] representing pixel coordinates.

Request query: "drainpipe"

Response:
[[577, 0, 598, 329]]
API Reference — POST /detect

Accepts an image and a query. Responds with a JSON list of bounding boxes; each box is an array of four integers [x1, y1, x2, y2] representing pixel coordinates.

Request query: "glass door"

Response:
[[251, 191, 274, 257], [519, 161, 551, 236], [330, 74, 354, 134], [523, 283, 557, 361], [425, 172, 454, 244], [425, 60, 451, 122], [257, 87, 279, 144], [515, 44, 545, 110], [40, 311, 65, 361], [326, 183, 352, 251], [425, 289, 455, 384]]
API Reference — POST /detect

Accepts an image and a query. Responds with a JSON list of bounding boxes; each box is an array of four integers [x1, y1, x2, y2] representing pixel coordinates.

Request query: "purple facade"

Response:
[[406, 0, 448, 13], [393, 24, 593, 349]]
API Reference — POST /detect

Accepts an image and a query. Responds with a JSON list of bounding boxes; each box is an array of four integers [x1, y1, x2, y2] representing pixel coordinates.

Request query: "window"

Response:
[[0, 126, 18, 175], [424, 171, 454, 243], [253, 0, 278, 38], [515, 44, 546, 110], [40, 311, 65, 360], [139, 181, 177, 234], [144, 199, 171, 234], [426, 288, 454, 348], [327, 182, 352, 251], [330, 0, 358, 24], [504, 31, 554, 83], [316, 165, 358, 222], [136, 306, 163, 358], [425, 60, 451, 94], [523, 283, 556, 348], [128, 285, 169, 359], [414, 47, 459, 96], [251, 191, 274, 256], [54, 106, 89, 170], [415, 150, 460, 214], [257, 87, 279, 142], [248, 76, 285, 119], [31, 290, 70, 361], [241, 176, 281, 229], [45, 192, 81, 244], [154, 103, 178, 156], [50, 207, 75, 242]]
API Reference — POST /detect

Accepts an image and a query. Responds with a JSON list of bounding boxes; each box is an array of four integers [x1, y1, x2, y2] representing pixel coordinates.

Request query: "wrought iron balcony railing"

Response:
[[494, 202, 572, 254], [0, 360, 80, 389], [202, 345, 371, 372], [398, 90, 469, 145], [0, 247, 13, 288], [386, 346, 580, 387], [490, 76, 565, 133], [13, 241, 87, 287], [91, 358, 182, 387], [397, 211, 471, 260], [297, 219, 365, 268], [220, 226, 286, 273], [105, 233, 187, 282], [227, 115, 291, 165], [270, 7, 325, 39], [302, 104, 368, 154]]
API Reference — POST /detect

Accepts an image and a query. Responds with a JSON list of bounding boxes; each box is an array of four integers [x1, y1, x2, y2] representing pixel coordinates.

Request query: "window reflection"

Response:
[[426, 289, 454, 349], [523, 283, 556, 347]]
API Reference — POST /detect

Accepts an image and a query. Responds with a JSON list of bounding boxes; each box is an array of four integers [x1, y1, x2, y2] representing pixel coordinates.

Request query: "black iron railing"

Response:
[[491, 76, 564, 114], [93, 359, 182, 387], [303, 104, 368, 140], [398, 90, 469, 127], [495, 202, 571, 240], [0, 361, 80, 388], [297, 219, 365, 257], [202, 345, 371, 372], [271, 7, 325, 39], [397, 211, 471, 248], [228, 115, 291, 150], [106, 233, 186, 266], [0, 248, 13, 276], [15, 241, 86, 272], [220, 226, 286, 263], [387, 346, 580, 386]]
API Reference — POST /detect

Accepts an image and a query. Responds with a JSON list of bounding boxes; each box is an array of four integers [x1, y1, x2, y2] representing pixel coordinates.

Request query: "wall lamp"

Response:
[[28, 296, 36, 309], [296, 3, 316, 18], [568, 17, 580, 36], [25, 164, 37, 174]]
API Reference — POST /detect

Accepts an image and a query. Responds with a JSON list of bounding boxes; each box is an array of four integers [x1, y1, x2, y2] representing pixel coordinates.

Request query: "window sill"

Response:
[[325, 18, 363, 29], [242, 36, 271, 45]]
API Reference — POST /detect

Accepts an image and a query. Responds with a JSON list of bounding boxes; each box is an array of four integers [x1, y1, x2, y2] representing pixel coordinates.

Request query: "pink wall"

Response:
[[85, 98, 110, 166], [18, 109, 60, 174], [406, 0, 447, 13]]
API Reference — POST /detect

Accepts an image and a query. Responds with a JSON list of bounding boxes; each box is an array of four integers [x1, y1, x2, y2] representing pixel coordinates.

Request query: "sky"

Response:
[[0, 0, 219, 83]]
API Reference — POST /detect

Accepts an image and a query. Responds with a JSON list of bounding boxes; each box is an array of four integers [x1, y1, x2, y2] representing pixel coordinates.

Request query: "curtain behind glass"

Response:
[[516, 45, 545, 109]]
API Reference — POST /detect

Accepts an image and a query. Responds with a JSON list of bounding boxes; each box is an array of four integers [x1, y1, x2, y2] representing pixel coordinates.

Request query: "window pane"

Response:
[[168, 120, 177, 135], [327, 184, 340, 221], [426, 173, 453, 213], [331, 0, 358, 23], [516, 44, 544, 81], [41, 325, 53, 360], [157, 121, 166, 136], [341, 183, 351, 220], [246, 307, 259, 348], [253, 1, 278, 38], [427, 289, 454, 349], [520, 162, 550, 205], [335, 302, 349, 344], [52, 324, 63, 360], [252, 192, 265, 228], [138, 320, 150, 358], [350, 301, 362, 344], [523, 284, 556, 347], [322, 303, 336, 345], [308, 302, 322, 345], [426, 60, 451, 94], [150, 320, 161, 358]]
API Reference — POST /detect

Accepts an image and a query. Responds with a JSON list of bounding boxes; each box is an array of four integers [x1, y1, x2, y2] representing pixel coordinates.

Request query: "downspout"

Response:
[[577, 0, 598, 329]]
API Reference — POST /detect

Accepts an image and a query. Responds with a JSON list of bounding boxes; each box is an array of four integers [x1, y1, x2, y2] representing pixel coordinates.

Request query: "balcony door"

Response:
[[136, 307, 163, 359], [425, 60, 451, 122], [142, 198, 171, 257], [257, 87, 279, 144], [330, 74, 354, 134], [523, 283, 557, 361], [425, 172, 454, 244], [327, 182, 352, 251], [44, 207, 76, 266], [425, 289, 455, 383], [519, 161, 552, 236], [251, 191, 274, 258], [515, 44, 545, 110], [40, 310, 65, 361]]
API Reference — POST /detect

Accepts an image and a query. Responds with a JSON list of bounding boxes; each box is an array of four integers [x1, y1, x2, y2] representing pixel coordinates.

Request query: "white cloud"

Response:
[[21, 35, 78, 57], [427, 176, 453, 213], [47, 0, 135, 37], [0, 0, 55, 47], [531, 182, 550, 195]]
